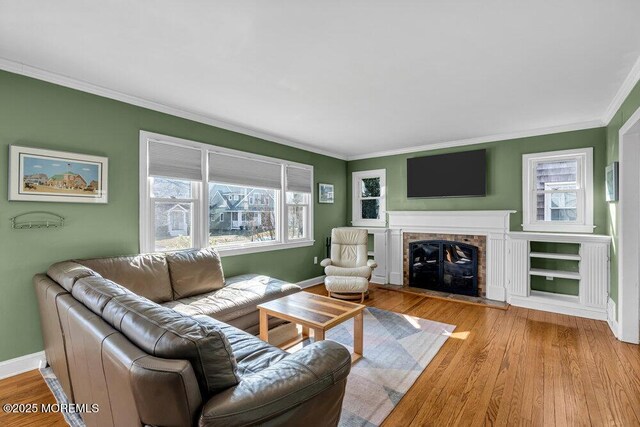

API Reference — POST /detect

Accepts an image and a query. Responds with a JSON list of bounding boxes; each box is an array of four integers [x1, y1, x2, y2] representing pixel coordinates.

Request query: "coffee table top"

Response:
[[258, 292, 365, 329]]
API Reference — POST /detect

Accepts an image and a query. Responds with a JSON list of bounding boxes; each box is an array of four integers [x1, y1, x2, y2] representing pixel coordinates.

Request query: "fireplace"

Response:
[[408, 240, 479, 296]]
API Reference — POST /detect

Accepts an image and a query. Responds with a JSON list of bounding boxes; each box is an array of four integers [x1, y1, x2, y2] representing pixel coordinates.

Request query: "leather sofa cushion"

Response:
[[162, 274, 300, 322], [166, 248, 225, 299], [100, 292, 240, 396], [71, 276, 130, 315], [76, 254, 173, 303], [47, 261, 100, 292]]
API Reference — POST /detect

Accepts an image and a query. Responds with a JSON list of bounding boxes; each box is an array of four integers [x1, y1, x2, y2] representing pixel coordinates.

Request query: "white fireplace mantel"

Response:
[[386, 210, 516, 301]]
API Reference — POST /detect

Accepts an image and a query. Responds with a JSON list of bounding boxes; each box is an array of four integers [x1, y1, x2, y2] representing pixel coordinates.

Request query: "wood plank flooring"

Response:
[[1, 284, 639, 426]]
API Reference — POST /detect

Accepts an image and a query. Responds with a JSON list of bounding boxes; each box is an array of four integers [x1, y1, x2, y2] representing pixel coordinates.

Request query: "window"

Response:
[[352, 169, 386, 227], [140, 131, 314, 255], [522, 148, 593, 233]]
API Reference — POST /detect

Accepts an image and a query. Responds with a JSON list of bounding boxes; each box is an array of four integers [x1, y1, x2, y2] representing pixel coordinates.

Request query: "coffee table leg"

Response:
[[313, 328, 325, 341], [302, 325, 310, 339], [353, 311, 363, 361], [259, 309, 269, 342]]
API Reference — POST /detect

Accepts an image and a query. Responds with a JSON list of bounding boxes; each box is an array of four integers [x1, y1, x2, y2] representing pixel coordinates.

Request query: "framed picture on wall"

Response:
[[318, 183, 334, 204], [605, 161, 619, 202], [9, 145, 109, 203]]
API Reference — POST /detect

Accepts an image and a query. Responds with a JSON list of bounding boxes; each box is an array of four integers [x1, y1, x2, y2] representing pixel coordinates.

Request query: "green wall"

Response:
[[347, 127, 608, 232], [0, 70, 347, 362], [605, 79, 640, 306]]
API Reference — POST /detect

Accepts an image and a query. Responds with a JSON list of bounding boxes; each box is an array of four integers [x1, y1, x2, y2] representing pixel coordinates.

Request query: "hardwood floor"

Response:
[[2, 285, 640, 426]]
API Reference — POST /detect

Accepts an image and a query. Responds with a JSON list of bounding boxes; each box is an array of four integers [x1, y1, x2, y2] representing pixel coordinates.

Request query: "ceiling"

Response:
[[1, 0, 640, 160]]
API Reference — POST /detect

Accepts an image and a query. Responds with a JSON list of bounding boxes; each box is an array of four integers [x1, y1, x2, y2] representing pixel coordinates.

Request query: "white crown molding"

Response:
[[602, 54, 640, 125], [3, 52, 640, 162], [346, 120, 605, 161], [0, 57, 347, 161], [0, 351, 46, 380]]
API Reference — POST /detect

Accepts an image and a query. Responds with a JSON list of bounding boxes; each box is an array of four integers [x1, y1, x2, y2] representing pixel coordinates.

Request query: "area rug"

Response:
[[40, 367, 85, 427], [297, 307, 456, 427]]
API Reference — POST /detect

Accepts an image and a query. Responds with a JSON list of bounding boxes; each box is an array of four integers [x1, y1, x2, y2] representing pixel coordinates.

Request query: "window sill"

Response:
[[352, 219, 386, 227], [523, 223, 596, 234], [215, 239, 315, 257]]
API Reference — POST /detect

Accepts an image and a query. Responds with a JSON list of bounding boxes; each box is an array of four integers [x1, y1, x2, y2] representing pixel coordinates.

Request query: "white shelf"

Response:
[[530, 252, 581, 261], [529, 268, 581, 280], [367, 251, 374, 256]]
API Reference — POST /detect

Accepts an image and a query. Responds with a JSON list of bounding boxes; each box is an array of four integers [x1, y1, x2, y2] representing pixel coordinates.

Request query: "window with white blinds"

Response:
[[140, 131, 314, 255]]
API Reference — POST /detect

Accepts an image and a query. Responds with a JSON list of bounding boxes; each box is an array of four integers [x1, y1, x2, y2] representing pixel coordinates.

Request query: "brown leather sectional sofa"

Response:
[[34, 247, 351, 426]]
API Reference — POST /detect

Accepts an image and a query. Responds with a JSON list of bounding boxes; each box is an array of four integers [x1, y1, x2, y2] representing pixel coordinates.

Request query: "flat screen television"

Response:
[[407, 149, 486, 198]]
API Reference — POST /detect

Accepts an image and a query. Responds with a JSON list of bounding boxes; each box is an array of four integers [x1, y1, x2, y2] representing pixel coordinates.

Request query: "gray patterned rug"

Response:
[[295, 307, 455, 427]]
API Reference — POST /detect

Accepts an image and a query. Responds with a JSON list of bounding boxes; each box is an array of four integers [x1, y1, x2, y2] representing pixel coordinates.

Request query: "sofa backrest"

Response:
[[72, 276, 240, 396], [75, 254, 174, 303], [166, 247, 225, 299]]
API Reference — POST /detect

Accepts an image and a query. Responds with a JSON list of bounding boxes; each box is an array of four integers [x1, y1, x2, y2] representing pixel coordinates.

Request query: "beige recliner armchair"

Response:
[[321, 228, 377, 302]]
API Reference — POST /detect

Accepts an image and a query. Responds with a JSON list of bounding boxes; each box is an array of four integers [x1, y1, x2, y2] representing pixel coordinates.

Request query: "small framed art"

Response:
[[318, 183, 334, 204], [605, 161, 619, 202]]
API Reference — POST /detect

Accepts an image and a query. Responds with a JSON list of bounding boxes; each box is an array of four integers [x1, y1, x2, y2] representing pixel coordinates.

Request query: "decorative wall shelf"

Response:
[[10, 211, 65, 230], [529, 252, 581, 261]]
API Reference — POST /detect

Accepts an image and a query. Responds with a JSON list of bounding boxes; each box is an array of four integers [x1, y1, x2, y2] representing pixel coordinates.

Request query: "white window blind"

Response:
[[286, 165, 312, 193], [148, 141, 203, 181], [208, 152, 282, 189]]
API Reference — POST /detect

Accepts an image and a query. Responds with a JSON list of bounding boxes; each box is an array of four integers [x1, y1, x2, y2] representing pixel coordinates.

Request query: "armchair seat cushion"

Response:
[[325, 276, 369, 293], [325, 265, 372, 278]]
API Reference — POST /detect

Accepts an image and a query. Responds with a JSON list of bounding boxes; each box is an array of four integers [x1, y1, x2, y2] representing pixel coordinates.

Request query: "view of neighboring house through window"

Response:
[[208, 184, 277, 247], [522, 148, 593, 233], [140, 132, 314, 254]]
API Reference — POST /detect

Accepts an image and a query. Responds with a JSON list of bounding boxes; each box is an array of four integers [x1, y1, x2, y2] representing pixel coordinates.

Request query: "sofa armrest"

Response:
[[320, 258, 332, 267], [199, 341, 351, 427], [367, 259, 378, 269]]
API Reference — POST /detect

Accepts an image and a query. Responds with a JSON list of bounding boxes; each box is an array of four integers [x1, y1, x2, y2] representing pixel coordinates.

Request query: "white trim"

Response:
[[509, 293, 607, 320], [507, 231, 611, 244], [603, 54, 640, 125], [346, 120, 604, 161], [351, 169, 387, 227], [296, 275, 326, 289], [0, 351, 46, 380], [617, 104, 640, 344], [607, 298, 620, 339], [0, 57, 346, 161], [217, 239, 314, 257], [522, 148, 594, 233]]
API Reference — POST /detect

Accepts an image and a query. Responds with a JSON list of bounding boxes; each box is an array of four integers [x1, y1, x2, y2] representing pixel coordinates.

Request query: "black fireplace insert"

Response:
[[408, 240, 479, 296]]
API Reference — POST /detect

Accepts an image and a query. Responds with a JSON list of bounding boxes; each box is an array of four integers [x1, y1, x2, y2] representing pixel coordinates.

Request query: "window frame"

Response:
[[140, 131, 314, 256], [351, 169, 386, 227], [522, 147, 594, 233]]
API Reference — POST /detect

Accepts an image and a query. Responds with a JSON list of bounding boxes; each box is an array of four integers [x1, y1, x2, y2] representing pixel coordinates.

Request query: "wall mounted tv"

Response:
[[407, 149, 486, 198]]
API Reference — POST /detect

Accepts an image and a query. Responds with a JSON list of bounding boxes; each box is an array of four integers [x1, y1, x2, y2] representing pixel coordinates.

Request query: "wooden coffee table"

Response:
[[258, 292, 365, 361]]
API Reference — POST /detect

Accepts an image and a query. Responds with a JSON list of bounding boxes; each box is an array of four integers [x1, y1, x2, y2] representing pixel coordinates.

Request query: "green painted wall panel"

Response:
[[348, 128, 608, 233], [0, 70, 347, 362], [606, 79, 640, 307]]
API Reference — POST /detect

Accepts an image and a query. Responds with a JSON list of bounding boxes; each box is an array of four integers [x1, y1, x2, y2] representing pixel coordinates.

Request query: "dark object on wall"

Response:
[[408, 240, 479, 296], [407, 149, 486, 198]]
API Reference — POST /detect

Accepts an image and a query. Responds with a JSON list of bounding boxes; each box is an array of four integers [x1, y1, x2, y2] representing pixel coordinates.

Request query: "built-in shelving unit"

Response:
[[507, 232, 611, 320]]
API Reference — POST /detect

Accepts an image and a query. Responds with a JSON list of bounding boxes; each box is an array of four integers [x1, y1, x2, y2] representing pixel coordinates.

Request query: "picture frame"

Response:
[[9, 145, 109, 204], [605, 161, 619, 202], [318, 183, 334, 204]]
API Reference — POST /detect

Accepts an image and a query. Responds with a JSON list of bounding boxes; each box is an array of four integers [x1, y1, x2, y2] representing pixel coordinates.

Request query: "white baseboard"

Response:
[[297, 275, 326, 289], [607, 298, 621, 338], [508, 295, 607, 320], [0, 351, 47, 380], [486, 285, 507, 302]]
